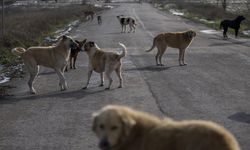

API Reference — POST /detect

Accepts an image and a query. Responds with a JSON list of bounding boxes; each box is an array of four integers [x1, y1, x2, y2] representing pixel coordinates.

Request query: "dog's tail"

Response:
[[146, 37, 157, 52], [11, 47, 26, 56], [118, 42, 127, 59]]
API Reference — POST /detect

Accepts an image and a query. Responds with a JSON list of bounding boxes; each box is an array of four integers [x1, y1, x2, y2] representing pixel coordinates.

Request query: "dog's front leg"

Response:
[[55, 68, 67, 91], [82, 70, 93, 89], [99, 72, 104, 87]]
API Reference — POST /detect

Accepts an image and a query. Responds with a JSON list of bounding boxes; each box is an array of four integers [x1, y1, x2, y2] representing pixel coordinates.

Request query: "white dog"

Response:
[[83, 41, 127, 90]]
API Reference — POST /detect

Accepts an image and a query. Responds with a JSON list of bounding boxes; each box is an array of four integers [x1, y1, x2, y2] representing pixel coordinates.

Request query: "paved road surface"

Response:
[[1, 3, 250, 150]]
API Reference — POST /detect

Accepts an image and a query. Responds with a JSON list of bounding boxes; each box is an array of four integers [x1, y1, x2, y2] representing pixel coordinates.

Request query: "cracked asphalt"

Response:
[[1, 3, 250, 150]]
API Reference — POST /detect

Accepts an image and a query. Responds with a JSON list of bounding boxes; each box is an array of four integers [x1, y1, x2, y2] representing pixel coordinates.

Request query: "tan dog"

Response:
[[12, 35, 79, 94], [146, 30, 196, 66], [82, 41, 126, 90], [92, 105, 240, 150]]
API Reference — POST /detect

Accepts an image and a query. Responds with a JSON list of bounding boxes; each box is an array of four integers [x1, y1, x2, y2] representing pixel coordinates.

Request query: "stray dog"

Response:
[[92, 105, 241, 150], [97, 16, 102, 25], [146, 30, 196, 66], [82, 41, 126, 90], [220, 15, 245, 38], [117, 15, 136, 33], [84, 11, 95, 21], [65, 39, 87, 71], [12, 35, 79, 94]]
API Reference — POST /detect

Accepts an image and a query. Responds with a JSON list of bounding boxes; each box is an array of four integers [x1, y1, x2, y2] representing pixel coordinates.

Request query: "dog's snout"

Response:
[[99, 138, 110, 150]]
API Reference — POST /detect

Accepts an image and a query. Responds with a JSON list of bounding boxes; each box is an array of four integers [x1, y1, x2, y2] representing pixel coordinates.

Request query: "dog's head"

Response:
[[60, 35, 79, 48], [83, 41, 99, 52], [236, 15, 246, 21], [70, 39, 87, 52], [185, 30, 196, 39], [92, 105, 136, 150]]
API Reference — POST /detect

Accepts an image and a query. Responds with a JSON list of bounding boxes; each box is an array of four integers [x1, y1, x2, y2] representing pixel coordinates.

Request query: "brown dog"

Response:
[[12, 35, 78, 94], [65, 39, 87, 71], [146, 30, 196, 66], [82, 41, 126, 90], [92, 105, 240, 150]]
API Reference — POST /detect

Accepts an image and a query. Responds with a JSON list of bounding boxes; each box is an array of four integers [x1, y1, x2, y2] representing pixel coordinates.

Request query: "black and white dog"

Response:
[[220, 15, 246, 39], [117, 15, 137, 33]]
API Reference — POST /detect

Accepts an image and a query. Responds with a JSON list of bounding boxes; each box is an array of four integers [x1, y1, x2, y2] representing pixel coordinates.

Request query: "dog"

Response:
[[92, 105, 241, 150], [12, 35, 79, 94], [220, 15, 246, 39], [117, 15, 136, 33], [82, 41, 126, 90], [146, 30, 196, 66], [84, 11, 95, 21], [65, 39, 87, 71], [97, 16, 102, 25]]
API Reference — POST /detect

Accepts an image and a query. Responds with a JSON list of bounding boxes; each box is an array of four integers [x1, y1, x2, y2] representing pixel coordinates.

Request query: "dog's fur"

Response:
[[146, 30, 196, 66], [65, 39, 86, 71], [117, 15, 136, 33], [12, 35, 78, 94], [84, 11, 95, 21], [83, 41, 126, 90], [220, 15, 246, 39], [92, 105, 241, 150], [98, 16, 102, 25]]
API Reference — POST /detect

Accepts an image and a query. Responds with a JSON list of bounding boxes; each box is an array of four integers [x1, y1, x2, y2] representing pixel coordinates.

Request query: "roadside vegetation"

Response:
[[155, 2, 250, 37]]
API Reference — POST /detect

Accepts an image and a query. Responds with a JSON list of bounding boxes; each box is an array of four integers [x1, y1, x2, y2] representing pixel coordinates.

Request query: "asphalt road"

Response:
[[1, 3, 250, 150]]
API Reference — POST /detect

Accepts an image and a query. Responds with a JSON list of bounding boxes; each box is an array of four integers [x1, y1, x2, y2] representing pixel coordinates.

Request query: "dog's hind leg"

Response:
[[55, 68, 67, 91], [105, 68, 113, 90], [115, 65, 123, 88], [158, 46, 167, 66], [156, 44, 166, 66], [180, 49, 187, 66], [99, 72, 104, 87], [82, 70, 93, 89], [27, 65, 39, 94], [223, 27, 228, 39]]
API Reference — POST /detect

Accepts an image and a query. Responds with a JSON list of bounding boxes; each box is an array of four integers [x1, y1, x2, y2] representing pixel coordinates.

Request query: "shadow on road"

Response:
[[125, 65, 180, 72], [0, 88, 105, 104], [228, 112, 250, 124]]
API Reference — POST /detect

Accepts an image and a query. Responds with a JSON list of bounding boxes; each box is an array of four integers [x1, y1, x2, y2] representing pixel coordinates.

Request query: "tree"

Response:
[[222, 0, 227, 11]]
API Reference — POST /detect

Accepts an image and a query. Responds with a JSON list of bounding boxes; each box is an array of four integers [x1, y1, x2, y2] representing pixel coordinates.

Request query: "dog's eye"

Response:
[[99, 124, 105, 130], [111, 126, 118, 131]]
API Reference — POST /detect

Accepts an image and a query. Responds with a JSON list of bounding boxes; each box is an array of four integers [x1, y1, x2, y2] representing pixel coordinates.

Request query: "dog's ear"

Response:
[[121, 113, 136, 136], [62, 35, 67, 40], [92, 112, 99, 132], [82, 39, 87, 45], [90, 41, 95, 47]]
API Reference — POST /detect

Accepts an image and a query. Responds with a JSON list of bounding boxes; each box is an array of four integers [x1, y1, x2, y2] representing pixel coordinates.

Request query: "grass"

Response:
[[157, 2, 250, 37]]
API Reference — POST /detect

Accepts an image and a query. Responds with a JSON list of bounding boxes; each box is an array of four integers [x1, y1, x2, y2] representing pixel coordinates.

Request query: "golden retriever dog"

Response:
[[92, 105, 240, 150], [146, 30, 196, 66], [117, 15, 136, 33], [82, 41, 126, 90], [12, 35, 79, 94]]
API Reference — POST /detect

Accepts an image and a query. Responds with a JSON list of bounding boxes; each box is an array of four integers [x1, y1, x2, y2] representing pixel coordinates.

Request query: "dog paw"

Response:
[[30, 91, 36, 94], [99, 84, 104, 87], [118, 85, 123, 88], [82, 86, 88, 90], [105, 87, 110, 90]]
